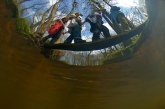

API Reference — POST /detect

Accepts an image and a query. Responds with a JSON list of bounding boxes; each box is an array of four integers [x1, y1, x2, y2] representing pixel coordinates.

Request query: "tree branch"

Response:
[[66, 0, 77, 17]]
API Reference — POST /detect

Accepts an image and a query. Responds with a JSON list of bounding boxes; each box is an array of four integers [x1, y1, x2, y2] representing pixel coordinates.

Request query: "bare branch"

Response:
[[34, 0, 63, 37], [17, 0, 32, 4], [66, 0, 77, 17]]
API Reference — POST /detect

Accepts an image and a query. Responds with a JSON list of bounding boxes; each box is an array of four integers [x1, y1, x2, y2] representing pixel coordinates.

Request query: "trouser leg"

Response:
[[125, 17, 135, 29], [72, 25, 86, 43], [92, 30, 101, 41], [113, 22, 123, 34], [118, 15, 133, 47], [72, 25, 82, 40], [64, 33, 74, 43], [118, 14, 130, 32], [42, 35, 52, 42], [101, 25, 111, 38], [49, 29, 63, 44]]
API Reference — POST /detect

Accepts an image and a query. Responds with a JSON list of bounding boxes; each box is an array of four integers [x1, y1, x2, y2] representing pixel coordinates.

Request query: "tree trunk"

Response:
[[33, 0, 62, 38]]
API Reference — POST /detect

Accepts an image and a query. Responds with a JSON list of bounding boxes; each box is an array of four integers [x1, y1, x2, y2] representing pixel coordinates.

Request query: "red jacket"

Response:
[[48, 21, 64, 35]]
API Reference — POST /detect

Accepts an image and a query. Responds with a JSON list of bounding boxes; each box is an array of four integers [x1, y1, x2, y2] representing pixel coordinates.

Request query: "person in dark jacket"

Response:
[[83, 10, 111, 41], [64, 12, 86, 44], [110, 6, 135, 32]]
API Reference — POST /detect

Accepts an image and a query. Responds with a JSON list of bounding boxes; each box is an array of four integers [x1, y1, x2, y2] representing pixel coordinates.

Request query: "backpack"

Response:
[[86, 14, 97, 23], [68, 18, 78, 28], [48, 21, 64, 35], [87, 12, 103, 25]]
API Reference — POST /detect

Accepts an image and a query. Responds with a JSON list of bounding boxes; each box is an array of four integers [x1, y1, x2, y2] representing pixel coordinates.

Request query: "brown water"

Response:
[[1, 0, 165, 109]]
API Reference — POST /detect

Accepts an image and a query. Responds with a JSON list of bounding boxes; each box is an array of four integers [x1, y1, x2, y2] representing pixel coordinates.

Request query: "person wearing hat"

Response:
[[64, 12, 86, 44]]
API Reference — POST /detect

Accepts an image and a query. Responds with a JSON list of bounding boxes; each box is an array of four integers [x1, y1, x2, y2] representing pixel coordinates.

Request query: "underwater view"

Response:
[[1, 0, 165, 109]]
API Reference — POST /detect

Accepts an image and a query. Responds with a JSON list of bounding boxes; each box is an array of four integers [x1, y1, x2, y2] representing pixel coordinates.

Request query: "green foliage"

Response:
[[5, 0, 32, 36], [105, 33, 142, 62], [16, 18, 32, 36], [5, 0, 19, 18]]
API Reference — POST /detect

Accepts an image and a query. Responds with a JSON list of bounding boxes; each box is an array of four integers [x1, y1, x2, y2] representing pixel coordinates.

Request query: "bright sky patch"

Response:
[[117, 0, 138, 6]]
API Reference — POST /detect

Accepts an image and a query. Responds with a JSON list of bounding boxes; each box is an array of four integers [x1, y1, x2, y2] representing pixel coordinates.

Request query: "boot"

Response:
[[74, 38, 86, 44]]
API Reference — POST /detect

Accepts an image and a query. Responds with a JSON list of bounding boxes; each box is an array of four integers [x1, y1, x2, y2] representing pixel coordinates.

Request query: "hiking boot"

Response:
[[74, 39, 86, 44], [39, 40, 45, 46], [64, 41, 71, 44]]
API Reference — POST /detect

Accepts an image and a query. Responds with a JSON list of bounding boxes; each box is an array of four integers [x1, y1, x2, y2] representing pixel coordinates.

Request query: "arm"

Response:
[[81, 20, 86, 25]]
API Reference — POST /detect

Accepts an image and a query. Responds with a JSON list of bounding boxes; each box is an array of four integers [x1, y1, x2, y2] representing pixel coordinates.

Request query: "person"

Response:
[[83, 10, 111, 41], [64, 12, 86, 44], [110, 6, 135, 32], [41, 17, 69, 44]]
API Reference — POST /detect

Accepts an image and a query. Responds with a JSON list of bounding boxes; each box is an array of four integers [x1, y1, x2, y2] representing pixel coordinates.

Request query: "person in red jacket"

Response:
[[41, 17, 68, 44]]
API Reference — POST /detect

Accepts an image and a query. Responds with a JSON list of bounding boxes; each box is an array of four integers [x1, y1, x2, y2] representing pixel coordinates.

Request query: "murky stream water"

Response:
[[0, 0, 165, 109]]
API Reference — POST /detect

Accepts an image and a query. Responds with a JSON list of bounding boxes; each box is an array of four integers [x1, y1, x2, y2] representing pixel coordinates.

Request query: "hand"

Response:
[[62, 30, 65, 35]]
